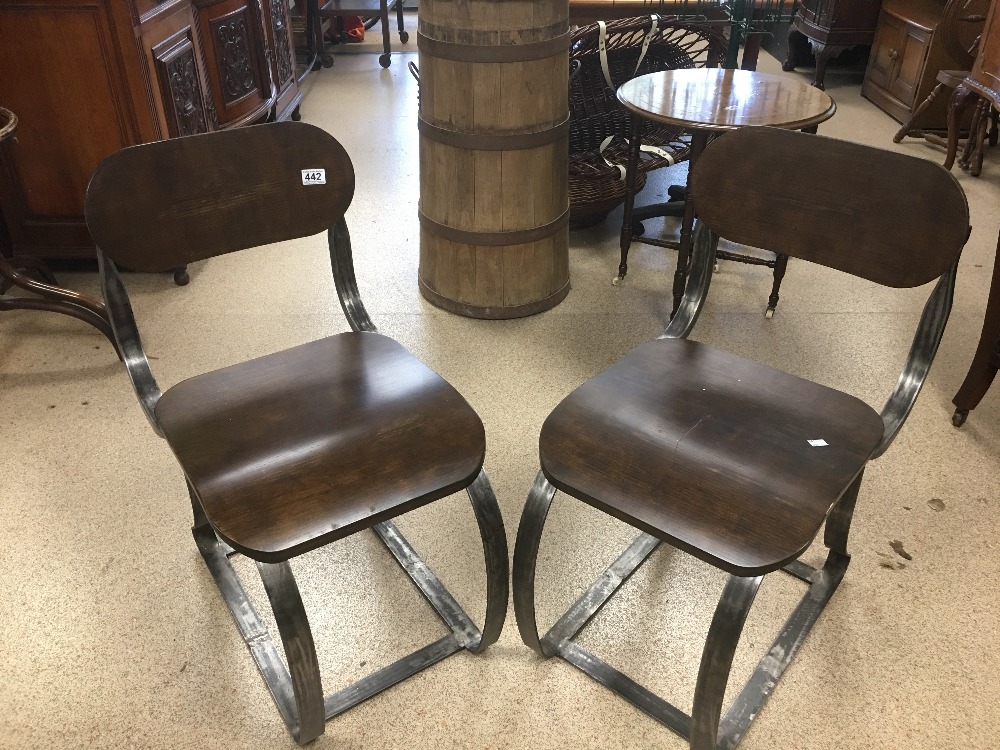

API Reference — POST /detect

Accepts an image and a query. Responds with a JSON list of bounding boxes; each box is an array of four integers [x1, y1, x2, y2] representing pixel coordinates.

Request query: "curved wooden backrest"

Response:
[[690, 127, 969, 288], [85, 122, 356, 273]]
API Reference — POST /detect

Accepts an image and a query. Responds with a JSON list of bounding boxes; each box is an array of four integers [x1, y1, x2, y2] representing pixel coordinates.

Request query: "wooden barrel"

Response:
[[417, 0, 571, 319]]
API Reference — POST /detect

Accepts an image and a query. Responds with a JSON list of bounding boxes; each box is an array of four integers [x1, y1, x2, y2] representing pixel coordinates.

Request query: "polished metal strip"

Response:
[[559, 641, 693, 739], [874, 263, 958, 458], [418, 115, 570, 151], [419, 208, 569, 247], [781, 559, 816, 583], [373, 520, 483, 648], [691, 574, 763, 750], [512, 471, 560, 657], [417, 30, 570, 62], [193, 524, 299, 734], [540, 531, 660, 651], [323, 635, 463, 719], [463, 470, 510, 653], [716, 552, 849, 749]]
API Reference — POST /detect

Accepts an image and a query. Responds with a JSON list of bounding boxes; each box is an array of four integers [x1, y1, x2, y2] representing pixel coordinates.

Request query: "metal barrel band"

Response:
[[417, 115, 570, 151], [418, 208, 569, 247], [416, 30, 571, 63]]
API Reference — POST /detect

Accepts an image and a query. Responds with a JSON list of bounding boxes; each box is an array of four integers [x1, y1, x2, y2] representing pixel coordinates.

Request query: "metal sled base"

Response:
[[194, 470, 508, 745], [513, 472, 857, 750]]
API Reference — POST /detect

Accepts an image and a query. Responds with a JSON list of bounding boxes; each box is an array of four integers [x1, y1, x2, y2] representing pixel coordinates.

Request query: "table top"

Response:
[[617, 69, 837, 132]]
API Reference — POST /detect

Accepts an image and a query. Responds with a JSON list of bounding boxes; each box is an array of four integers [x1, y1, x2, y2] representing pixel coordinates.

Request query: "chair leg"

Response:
[[893, 82, 945, 143], [690, 574, 763, 750], [946, 85, 977, 171], [378, 0, 392, 67], [256, 561, 327, 745], [960, 97, 986, 170], [512, 472, 560, 657], [970, 105, 989, 177], [614, 116, 645, 286], [395, 0, 408, 43], [765, 253, 788, 319]]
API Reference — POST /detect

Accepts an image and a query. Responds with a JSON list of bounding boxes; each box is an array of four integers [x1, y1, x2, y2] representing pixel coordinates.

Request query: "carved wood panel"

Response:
[[268, 0, 294, 85], [152, 30, 210, 137], [193, 0, 274, 127], [211, 9, 259, 104]]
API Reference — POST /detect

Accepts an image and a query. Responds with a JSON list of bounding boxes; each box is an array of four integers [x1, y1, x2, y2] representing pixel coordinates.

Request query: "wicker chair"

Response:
[[568, 17, 727, 229]]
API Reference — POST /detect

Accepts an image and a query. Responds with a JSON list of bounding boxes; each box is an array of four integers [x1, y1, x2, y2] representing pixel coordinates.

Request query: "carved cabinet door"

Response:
[[192, 0, 276, 128], [261, 0, 302, 121], [142, 2, 215, 137]]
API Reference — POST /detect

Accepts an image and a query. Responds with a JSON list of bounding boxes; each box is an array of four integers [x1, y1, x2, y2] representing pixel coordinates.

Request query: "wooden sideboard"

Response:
[[0, 0, 301, 260]]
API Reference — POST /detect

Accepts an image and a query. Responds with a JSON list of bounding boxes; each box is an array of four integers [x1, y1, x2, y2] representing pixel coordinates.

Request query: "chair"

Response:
[[306, 0, 408, 69], [567, 16, 726, 228], [892, 0, 994, 173], [513, 127, 969, 750], [84, 122, 508, 745]]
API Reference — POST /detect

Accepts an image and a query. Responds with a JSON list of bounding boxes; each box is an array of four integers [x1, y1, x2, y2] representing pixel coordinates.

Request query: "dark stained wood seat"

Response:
[[513, 127, 970, 750], [84, 122, 507, 746], [540, 338, 885, 576], [156, 332, 485, 562]]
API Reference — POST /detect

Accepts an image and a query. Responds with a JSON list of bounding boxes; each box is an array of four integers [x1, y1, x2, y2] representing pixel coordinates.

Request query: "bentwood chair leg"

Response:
[[512, 471, 559, 657], [257, 561, 326, 745], [823, 472, 863, 555], [690, 574, 763, 750], [464, 470, 511, 653]]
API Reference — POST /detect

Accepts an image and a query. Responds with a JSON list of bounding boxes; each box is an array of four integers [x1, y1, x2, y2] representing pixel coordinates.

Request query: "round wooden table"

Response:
[[615, 68, 836, 317]]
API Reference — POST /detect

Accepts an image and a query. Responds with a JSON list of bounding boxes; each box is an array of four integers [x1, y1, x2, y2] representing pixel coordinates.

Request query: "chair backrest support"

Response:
[[85, 122, 356, 273], [690, 127, 969, 288]]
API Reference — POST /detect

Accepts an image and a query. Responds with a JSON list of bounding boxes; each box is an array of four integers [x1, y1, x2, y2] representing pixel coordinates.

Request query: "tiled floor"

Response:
[[2, 34, 999, 750]]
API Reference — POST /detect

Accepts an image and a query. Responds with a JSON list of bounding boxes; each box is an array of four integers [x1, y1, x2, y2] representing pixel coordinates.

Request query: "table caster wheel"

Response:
[[173, 267, 190, 286], [320, 53, 334, 69], [632, 221, 645, 236], [952, 409, 969, 427], [764, 307, 775, 319], [713, 261, 719, 273], [612, 275, 623, 286], [400, 31, 410, 43], [379, 53, 391, 68], [290, 106, 301, 122]]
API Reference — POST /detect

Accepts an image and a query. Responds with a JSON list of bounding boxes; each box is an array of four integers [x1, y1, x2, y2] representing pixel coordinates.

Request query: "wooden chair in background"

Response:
[[84, 122, 507, 745], [513, 127, 969, 750]]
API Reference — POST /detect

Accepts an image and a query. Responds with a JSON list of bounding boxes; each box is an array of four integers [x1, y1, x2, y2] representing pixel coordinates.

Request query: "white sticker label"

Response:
[[301, 169, 326, 185], [808, 439, 829, 447]]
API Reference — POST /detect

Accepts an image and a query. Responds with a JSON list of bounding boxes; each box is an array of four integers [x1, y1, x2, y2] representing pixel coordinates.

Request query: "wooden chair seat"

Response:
[[539, 338, 885, 576], [156, 332, 485, 563]]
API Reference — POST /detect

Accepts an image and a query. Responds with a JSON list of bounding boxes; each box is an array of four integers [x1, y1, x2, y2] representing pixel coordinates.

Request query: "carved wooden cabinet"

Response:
[[0, 0, 301, 260], [783, 0, 885, 90], [861, 0, 976, 129]]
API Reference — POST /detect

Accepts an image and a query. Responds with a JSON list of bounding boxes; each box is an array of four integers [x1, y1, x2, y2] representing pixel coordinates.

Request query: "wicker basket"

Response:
[[568, 17, 727, 229]]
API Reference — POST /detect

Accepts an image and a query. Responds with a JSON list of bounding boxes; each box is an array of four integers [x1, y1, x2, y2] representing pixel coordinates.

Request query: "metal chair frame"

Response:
[[97, 215, 508, 745], [513, 220, 959, 750]]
